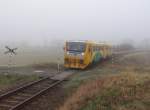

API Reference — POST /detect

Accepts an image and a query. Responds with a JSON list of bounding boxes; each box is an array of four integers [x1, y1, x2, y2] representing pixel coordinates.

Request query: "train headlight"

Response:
[[67, 52, 69, 55], [81, 52, 85, 56]]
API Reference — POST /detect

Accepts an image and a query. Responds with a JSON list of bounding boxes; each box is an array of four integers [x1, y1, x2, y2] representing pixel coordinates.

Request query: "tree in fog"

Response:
[[113, 39, 135, 51], [141, 38, 150, 49]]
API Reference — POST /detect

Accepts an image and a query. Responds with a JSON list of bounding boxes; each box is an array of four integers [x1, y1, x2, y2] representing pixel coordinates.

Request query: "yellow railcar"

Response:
[[64, 40, 112, 69]]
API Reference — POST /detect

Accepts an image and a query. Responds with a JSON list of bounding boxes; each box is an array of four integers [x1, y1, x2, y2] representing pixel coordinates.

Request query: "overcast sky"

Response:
[[0, 0, 150, 45]]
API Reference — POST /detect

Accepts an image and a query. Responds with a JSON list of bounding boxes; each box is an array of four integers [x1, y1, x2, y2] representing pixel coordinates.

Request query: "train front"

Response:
[[64, 41, 87, 69]]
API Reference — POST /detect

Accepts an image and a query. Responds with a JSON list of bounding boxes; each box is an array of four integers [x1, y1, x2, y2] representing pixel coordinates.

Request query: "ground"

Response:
[[0, 51, 149, 110], [59, 51, 150, 110], [0, 63, 62, 94], [0, 73, 41, 98]]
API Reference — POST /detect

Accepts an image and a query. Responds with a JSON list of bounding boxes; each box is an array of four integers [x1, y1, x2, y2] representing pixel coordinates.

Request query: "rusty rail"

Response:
[[0, 76, 65, 110]]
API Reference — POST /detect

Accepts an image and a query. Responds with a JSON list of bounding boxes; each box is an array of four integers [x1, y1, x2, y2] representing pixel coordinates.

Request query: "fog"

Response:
[[0, 0, 150, 66], [1, 0, 150, 44]]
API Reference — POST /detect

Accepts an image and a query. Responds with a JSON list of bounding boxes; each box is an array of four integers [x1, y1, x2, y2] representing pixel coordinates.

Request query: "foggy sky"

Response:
[[0, 0, 150, 45]]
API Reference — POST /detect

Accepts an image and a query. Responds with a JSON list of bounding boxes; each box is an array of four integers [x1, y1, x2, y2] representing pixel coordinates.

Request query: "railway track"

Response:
[[0, 76, 65, 110]]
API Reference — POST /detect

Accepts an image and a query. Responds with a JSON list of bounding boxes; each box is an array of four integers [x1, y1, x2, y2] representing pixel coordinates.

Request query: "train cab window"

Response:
[[67, 42, 86, 52]]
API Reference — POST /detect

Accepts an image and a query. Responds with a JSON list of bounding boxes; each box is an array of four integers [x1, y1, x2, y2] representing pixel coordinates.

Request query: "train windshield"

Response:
[[67, 42, 86, 52]]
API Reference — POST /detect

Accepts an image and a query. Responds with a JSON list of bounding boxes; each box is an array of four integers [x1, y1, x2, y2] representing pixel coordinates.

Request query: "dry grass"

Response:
[[59, 52, 150, 110], [59, 71, 150, 110], [120, 52, 150, 66], [31, 62, 63, 70], [0, 74, 40, 94]]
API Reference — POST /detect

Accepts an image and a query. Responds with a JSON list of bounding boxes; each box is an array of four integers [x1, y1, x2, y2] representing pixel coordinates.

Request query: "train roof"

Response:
[[66, 40, 111, 46], [66, 40, 88, 43]]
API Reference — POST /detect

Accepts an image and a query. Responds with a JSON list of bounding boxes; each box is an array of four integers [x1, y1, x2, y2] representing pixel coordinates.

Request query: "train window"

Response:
[[94, 46, 96, 51], [88, 46, 91, 52], [67, 42, 86, 52], [94, 46, 95, 51], [92, 46, 95, 51], [99, 47, 102, 51], [97, 46, 99, 51]]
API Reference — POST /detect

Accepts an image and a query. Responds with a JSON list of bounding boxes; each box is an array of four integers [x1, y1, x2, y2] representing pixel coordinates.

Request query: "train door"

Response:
[[85, 44, 92, 65]]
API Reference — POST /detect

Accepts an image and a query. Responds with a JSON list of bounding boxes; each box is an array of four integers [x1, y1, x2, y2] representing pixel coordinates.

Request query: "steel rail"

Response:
[[0, 76, 65, 110], [0, 77, 49, 100], [10, 79, 64, 110]]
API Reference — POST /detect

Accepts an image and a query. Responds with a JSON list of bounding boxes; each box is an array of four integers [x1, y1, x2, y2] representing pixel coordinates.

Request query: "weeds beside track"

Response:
[[0, 76, 65, 110]]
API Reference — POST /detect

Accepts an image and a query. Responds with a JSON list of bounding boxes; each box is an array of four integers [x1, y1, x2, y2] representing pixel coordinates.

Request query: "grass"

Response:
[[64, 61, 123, 90], [59, 52, 150, 110], [59, 72, 150, 110], [0, 74, 39, 88], [31, 62, 64, 70]]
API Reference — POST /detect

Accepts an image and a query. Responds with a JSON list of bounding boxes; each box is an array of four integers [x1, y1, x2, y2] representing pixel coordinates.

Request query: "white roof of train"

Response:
[[66, 40, 87, 42], [66, 40, 109, 44]]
